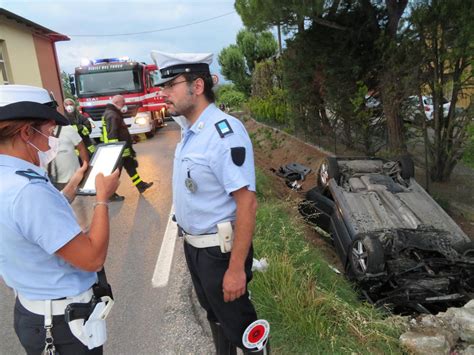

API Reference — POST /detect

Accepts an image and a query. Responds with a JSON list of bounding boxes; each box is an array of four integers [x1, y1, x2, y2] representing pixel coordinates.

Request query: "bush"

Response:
[[215, 84, 247, 111], [247, 88, 289, 124], [462, 122, 474, 169]]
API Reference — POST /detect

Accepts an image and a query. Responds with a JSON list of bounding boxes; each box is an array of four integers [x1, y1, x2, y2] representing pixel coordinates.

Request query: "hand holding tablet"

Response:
[[77, 142, 126, 195]]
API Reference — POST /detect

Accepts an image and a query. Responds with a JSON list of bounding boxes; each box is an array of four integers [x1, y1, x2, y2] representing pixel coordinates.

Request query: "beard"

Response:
[[166, 91, 195, 118]]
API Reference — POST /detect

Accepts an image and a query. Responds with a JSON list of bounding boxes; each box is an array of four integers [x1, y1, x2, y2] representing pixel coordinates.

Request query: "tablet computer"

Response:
[[77, 142, 126, 196]]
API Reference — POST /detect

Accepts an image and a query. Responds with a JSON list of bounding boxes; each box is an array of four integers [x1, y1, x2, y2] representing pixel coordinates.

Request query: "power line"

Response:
[[68, 11, 236, 37]]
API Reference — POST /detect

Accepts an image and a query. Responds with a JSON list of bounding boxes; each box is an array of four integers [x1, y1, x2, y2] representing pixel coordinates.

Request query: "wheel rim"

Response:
[[464, 249, 474, 258], [320, 162, 329, 185], [352, 240, 368, 273]]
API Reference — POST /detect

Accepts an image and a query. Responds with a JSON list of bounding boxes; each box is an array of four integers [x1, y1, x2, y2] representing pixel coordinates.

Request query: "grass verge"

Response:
[[251, 169, 405, 354]]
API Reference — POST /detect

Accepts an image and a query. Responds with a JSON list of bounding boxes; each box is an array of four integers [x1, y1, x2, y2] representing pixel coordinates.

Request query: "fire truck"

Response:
[[73, 57, 167, 139]]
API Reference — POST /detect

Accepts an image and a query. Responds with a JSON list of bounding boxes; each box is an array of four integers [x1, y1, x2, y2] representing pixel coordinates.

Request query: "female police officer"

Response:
[[0, 85, 120, 354]]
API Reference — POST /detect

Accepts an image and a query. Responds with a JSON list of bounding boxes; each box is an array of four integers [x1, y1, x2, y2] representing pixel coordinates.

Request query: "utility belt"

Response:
[[18, 288, 94, 316], [18, 268, 114, 354], [182, 222, 234, 253]]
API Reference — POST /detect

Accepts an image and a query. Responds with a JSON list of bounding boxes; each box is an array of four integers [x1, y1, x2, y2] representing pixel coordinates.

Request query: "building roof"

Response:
[[0, 8, 69, 42]]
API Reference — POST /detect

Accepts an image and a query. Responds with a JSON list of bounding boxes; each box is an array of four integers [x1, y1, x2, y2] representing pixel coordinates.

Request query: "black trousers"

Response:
[[183, 243, 258, 349], [14, 298, 103, 355], [121, 156, 139, 180]]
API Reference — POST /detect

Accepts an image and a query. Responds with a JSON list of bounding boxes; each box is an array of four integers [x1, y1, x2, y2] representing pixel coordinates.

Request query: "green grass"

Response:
[[251, 169, 405, 354]]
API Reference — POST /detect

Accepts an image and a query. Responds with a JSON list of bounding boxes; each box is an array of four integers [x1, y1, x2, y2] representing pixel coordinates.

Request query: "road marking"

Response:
[[152, 205, 178, 288]]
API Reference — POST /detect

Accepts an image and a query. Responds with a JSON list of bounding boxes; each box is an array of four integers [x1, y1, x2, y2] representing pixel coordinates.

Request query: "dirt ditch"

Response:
[[243, 116, 474, 353]]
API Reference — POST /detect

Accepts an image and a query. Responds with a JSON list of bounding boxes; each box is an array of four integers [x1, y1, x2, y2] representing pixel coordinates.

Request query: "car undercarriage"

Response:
[[300, 156, 474, 314]]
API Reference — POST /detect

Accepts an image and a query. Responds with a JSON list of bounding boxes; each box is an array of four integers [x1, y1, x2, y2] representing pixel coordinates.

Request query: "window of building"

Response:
[[0, 45, 10, 85]]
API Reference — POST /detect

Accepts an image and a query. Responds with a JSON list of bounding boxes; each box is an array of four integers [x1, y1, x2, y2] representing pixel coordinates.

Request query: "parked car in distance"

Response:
[[403, 95, 451, 122], [299, 156, 474, 314]]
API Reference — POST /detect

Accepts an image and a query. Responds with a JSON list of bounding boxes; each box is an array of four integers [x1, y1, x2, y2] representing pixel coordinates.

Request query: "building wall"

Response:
[[33, 34, 64, 109], [0, 19, 42, 86]]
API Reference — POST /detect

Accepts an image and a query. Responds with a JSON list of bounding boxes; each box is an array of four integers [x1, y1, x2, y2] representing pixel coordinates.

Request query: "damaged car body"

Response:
[[299, 156, 474, 313]]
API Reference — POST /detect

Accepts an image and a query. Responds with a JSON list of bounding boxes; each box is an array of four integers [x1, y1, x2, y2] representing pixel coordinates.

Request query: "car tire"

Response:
[[145, 121, 156, 138], [398, 155, 414, 180], [318, 157, 340, 188], [156, 111, 165, 128], [349, 235, 384, 278], [455, 241, 474, 258]]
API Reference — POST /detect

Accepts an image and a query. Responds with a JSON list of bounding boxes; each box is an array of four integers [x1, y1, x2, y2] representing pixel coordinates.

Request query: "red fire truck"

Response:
[[73, 57, 167, 139]]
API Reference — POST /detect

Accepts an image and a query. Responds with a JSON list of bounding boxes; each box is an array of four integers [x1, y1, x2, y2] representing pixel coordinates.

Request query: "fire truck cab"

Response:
[[74, 57, 167, 140]]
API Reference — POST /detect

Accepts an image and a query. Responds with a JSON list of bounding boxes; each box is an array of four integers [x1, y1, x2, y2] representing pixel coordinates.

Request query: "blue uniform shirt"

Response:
[[173, 104, 256, 235], [0, 155, 96, 300]]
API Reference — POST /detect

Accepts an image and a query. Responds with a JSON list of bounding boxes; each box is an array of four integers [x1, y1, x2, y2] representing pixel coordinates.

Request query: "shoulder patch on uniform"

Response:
[[231, 147, 246, 166], [15, 169, 48, 182], [215, 119, 234, 138]]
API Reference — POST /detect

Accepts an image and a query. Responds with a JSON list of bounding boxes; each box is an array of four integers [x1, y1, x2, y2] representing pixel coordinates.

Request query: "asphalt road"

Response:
[[0, 122, 214, 354]]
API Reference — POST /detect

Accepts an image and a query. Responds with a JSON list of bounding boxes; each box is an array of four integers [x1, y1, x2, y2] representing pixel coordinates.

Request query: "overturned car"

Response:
[[299, 156, 474, 313]]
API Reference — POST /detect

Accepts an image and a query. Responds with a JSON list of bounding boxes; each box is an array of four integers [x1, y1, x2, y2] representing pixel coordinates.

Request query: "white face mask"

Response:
[[120, 105, 128, 113], [28, 127, 60, 169], [65, 105, 75, 113]]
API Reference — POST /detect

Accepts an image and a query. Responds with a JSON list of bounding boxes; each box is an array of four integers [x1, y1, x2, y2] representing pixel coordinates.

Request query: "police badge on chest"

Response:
[[185, 169, 197, 193]]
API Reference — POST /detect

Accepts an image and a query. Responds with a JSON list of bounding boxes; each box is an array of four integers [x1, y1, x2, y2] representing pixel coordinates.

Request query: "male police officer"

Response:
[[63, 98, 96, 157], [151, 50, 269, 354], [101, 95, 153, 200]]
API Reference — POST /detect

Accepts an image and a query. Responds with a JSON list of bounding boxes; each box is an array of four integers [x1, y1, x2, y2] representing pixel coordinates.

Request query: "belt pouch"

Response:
[[217, 222, 234, 253]]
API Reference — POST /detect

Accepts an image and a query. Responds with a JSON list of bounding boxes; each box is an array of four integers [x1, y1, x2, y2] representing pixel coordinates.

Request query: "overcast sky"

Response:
[[1, 0, 245, 78]]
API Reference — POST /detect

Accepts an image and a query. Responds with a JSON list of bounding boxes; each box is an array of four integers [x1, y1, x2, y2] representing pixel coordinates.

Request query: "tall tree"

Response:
[[61, 70, 74, 100], [377, 0, 410, 155], [235, 0, 343, 34], [218, 29, 278, 95], [411, 0, 474, 181], [282, 1, 386, 153]]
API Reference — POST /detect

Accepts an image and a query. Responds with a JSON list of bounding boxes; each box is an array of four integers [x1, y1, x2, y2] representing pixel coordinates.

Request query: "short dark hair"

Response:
[[182, 72, 215, 103]]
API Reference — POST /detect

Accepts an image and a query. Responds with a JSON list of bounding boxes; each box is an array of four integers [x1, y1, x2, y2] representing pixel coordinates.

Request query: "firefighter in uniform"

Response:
[[152, 51, 269, 354], [101, 95, 153, 200], [63, 98, 96, 157], [0, 85, 119, 354]]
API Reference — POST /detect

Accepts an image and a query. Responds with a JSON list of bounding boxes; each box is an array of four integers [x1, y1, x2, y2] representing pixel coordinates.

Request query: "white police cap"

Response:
[[150, 50, 213, 86], [0, 85, 68, 125]]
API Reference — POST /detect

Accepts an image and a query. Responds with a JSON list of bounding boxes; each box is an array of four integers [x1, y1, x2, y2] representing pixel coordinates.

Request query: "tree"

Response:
[[236, 0, 331, 34], [247, 58, 289, 125], [410, 0, 474, 181], [281, 1, 391, 153], [218, 45, 251, 94], [61, 70, 74, 100], [218, 29, 278, 95], [377, 0, 411, 155]]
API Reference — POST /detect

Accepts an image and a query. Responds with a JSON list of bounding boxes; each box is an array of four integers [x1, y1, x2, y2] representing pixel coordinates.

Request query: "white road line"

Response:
[[152, 205, 178, 288]]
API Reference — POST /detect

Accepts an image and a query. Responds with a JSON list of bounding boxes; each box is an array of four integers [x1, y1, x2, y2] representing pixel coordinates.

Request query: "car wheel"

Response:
[[349, 236, 384, 278], [318, 157, 340, 188], [145, 121, 156, 138], [398, 155, 414, 180], [156, 111, 165, 128], [456, 241, 474, 259]]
